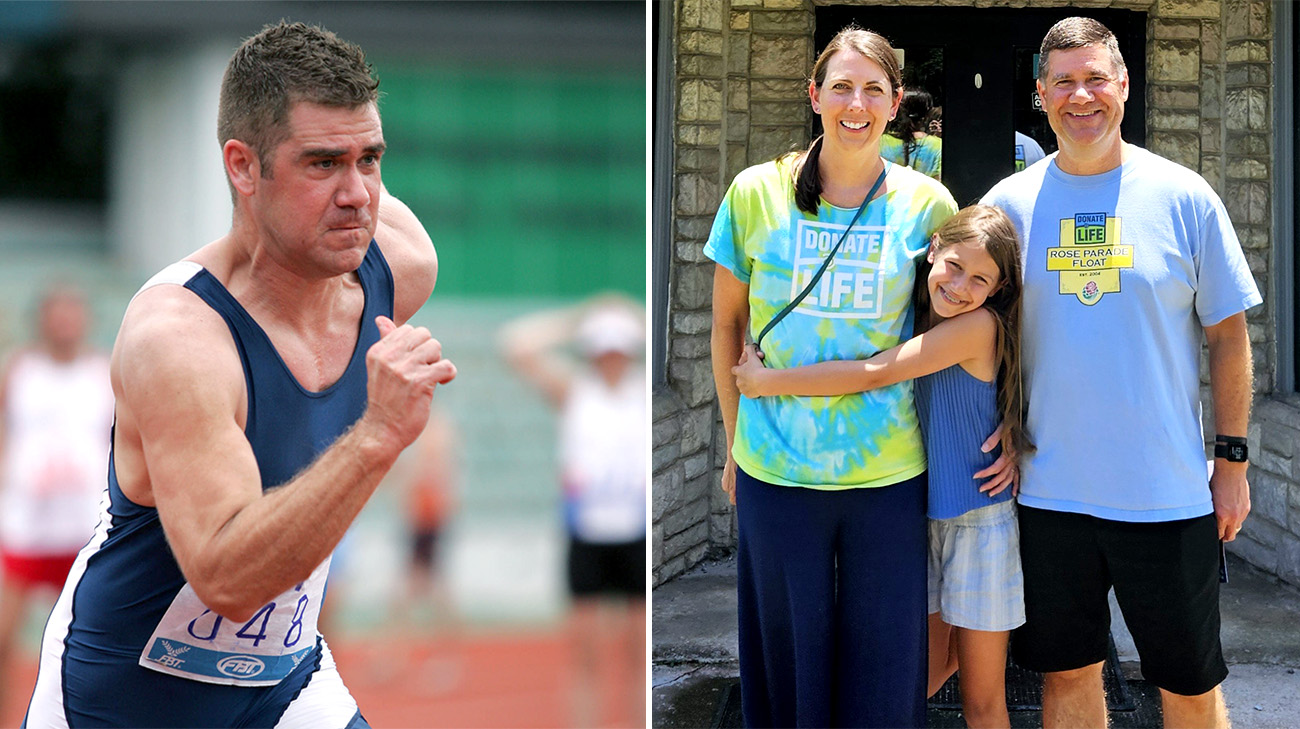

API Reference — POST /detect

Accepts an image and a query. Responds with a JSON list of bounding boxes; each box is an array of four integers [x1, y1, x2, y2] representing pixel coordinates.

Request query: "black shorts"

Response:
[[567, 537, 646, 598], [410, 528, 441, 569], [1013, 505, 1227, 695]]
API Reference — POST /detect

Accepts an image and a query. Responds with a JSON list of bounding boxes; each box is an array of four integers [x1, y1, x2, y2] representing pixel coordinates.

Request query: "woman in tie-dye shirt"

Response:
[[705, 25, 1007, 728]]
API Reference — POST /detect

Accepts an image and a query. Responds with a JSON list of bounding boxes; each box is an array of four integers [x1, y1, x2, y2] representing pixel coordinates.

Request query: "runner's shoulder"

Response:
[[115, 282, 242, 405]]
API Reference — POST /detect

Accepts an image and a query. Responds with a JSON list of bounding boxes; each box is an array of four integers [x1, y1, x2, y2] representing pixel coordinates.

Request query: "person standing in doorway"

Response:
[[882, 88, 943, 180]]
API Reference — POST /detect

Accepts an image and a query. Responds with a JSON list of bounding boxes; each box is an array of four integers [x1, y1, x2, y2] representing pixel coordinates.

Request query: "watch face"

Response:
[[1216, 443, 1248, 462]]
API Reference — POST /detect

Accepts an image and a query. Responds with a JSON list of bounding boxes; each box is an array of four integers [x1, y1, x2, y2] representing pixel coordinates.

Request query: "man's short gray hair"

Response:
[[1037, 17, 1126, 82]]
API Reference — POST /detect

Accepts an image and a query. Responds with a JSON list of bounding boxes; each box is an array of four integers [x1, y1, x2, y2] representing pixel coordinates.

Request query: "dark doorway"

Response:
[[815, 6, 1147, 206]]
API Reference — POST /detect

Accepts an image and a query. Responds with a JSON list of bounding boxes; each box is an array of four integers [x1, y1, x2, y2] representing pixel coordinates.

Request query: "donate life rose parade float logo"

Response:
[[1047, 212, 1132, 305]]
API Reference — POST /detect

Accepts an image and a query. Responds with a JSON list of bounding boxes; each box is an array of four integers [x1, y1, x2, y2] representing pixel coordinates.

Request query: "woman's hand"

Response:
[[732, 344, 769, 398]]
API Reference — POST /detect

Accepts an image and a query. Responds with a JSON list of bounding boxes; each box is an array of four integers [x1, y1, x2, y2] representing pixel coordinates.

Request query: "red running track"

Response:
[[1, 630, 645, 728]]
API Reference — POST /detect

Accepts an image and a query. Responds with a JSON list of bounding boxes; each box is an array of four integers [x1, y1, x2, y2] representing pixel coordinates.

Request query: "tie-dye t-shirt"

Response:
[[705, 157, 957, 489], [881, 134, 942, 181]]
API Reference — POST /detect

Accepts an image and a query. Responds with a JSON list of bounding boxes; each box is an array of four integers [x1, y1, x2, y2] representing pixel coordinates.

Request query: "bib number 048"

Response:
[[186, 594, 310, 649]]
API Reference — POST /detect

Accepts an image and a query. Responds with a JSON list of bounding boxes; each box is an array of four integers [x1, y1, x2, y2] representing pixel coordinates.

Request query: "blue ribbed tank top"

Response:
[[53, 243, 393, 726], [914, 363, 1010, 520]]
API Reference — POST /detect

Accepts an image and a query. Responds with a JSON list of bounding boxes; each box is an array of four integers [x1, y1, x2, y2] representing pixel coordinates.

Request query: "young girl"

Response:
[[733, 204, 1032, 729]]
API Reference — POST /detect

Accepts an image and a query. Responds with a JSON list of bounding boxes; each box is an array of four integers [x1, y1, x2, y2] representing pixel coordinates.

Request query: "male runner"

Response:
[[24, 21, 455, 728]]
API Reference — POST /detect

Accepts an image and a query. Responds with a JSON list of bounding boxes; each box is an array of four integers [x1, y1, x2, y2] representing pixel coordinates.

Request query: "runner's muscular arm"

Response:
[[375, 186, 437, 325], [116, 287, 454, 622], [732, 309, 995, 398]]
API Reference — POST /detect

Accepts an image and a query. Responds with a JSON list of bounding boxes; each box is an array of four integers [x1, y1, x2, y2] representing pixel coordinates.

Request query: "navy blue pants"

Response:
[[736, 468, 928, 728]]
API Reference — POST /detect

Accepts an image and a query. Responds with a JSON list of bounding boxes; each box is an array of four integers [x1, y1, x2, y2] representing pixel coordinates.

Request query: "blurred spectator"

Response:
[[400, 404, 460, 635], [324, 406, 460, 639], [0, 285, 112, 716], [501, 295, 646, 727]]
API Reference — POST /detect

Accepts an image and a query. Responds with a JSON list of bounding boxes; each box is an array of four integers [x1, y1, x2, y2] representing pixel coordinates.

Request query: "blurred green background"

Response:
[[377, 61, 645, 299]]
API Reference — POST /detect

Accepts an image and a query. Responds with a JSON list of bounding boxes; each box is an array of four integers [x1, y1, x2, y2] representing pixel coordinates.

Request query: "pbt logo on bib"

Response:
[[217, 654, 266, 678]]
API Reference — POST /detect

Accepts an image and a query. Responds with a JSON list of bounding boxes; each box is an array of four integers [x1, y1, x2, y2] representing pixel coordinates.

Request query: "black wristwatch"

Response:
[[1214, 435, 1248, 463]]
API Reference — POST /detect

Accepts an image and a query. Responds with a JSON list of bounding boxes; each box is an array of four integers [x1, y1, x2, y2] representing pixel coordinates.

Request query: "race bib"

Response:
[[138, 557, 329, 686]]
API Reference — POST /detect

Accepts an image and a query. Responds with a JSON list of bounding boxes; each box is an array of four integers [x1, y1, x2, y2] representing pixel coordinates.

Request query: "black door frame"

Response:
[[815, 6, 1147, 206], [1290, 0, 1299, 391]]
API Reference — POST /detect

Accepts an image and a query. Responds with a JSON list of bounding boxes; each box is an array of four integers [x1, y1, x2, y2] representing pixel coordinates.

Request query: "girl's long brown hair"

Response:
[[784, 25, 903, 215], [914, 205, 1035, 457]]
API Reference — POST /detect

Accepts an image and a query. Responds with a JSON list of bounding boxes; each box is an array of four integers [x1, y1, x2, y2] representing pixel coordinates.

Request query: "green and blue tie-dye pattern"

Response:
[[704, 157, 957, 489], [881, 134, 943, 181]]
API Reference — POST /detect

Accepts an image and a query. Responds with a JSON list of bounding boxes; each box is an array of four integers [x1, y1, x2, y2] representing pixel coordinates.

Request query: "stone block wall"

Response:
[[654, 0, 1300, 588], [1242, 397, 1300, 584], [655, 0, 818, 588]]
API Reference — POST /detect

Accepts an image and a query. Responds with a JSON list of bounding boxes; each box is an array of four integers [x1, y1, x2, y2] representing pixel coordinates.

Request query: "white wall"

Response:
[[108, 41, 235, 277]]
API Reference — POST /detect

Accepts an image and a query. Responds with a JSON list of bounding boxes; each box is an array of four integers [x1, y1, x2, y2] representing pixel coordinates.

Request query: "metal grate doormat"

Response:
[[928, 633, 1135, 712], [708, 636, 1147, 729], [710, 674, 1160, 729], [710, 681, 741, 729]]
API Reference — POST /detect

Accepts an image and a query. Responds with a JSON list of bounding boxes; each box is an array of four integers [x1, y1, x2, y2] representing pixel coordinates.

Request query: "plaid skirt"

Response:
[[927, 499, 1026, 632]]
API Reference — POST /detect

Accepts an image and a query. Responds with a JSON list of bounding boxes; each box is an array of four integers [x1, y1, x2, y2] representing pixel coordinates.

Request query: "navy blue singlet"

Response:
[[27, 243, 392, 729]]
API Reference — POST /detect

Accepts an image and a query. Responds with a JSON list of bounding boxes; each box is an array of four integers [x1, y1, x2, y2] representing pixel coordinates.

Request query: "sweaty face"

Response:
[[927, 240, 1002, 320], [252, 101, 385, 277], [809, 49, 901, 154], [1037, 45, 1128, 170]]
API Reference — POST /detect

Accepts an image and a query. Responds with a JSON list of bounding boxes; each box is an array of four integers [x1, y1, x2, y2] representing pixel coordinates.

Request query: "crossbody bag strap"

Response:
[[755, 161, 890, 350]]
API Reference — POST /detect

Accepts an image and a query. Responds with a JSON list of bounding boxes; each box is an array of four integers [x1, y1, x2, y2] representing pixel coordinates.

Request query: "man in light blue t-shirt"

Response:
[[982, 17, 1259, 729]]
